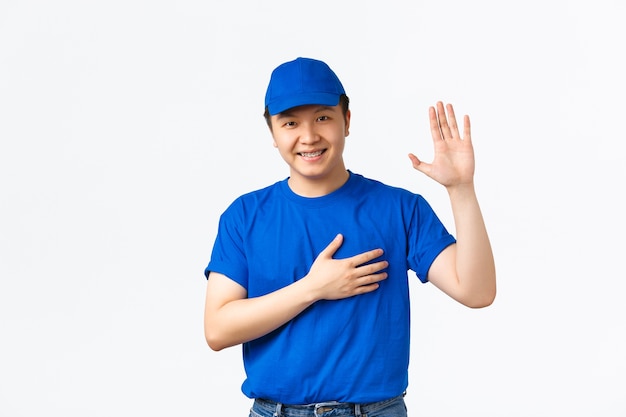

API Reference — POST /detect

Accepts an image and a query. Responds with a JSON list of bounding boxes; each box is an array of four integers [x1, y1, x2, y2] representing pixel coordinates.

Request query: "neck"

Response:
[[288, 169, 350, 197]]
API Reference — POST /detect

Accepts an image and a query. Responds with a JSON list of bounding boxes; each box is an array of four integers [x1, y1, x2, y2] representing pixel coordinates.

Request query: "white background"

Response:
[[1, 1, 625, 416]]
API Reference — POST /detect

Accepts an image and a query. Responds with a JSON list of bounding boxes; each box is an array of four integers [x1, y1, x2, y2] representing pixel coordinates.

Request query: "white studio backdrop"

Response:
[[1, 1, 625, 416]]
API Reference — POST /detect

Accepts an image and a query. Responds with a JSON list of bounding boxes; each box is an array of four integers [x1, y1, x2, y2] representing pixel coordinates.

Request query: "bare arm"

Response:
[[204, 234, 388, 351], [408, 102, 496, 308]]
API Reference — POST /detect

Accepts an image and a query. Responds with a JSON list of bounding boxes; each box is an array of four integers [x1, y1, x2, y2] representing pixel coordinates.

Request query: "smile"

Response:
[[298, 150, 325, 158]]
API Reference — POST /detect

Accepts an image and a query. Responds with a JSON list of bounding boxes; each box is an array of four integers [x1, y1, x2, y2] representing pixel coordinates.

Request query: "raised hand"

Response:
[[304, 234, 388, 301], [408, 102, 475, 189]]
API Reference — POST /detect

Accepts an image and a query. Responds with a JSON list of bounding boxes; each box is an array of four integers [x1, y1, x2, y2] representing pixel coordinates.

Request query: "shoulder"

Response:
[[349, 173, 441, 223], [350, 172, 420, 201], [225, 179, 285, 209], [215, 180, 287, 228]]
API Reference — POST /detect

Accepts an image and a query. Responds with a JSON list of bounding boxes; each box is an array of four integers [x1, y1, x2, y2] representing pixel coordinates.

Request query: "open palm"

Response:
[[408, 102, 475, 188]]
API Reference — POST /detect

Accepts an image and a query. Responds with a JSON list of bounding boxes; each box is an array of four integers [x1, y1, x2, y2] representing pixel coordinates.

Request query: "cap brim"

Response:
[[267, 92, 341, 116]]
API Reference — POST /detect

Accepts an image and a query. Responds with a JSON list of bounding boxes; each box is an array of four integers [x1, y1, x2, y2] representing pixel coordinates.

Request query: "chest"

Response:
[[242, 201, 408, 297]]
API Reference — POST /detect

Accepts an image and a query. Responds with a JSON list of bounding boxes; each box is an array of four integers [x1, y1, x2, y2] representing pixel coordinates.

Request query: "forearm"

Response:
[[205, 277, 318, 351], [205, 237, 388, 350], [447, 182, 496, 307]]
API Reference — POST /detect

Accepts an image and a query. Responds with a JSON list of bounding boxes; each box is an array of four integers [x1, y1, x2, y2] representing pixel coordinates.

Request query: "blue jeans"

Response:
[[249, 394, 407, 417]]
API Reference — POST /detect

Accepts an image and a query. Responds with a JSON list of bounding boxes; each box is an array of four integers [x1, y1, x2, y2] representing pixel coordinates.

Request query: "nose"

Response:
[[299, 123, 320, 144]]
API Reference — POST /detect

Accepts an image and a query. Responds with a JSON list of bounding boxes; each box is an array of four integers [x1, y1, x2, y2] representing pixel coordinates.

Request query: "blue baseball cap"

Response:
[[264, 57, 346, 116]]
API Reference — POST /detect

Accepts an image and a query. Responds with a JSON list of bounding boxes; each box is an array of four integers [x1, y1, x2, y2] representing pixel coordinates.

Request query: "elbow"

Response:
[[465, 270, 497, 308], [467, 295, 495, 309], [205, 336, 226, 352], [465, 286, 496, 309], [204, 326, 231, 352]]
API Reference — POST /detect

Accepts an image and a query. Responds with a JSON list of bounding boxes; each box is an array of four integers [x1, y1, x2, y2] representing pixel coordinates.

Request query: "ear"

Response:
[[344, 109, 351, 137]]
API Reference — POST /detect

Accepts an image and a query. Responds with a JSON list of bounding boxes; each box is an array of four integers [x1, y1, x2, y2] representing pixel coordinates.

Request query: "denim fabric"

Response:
[[249, 394, 407, 417]]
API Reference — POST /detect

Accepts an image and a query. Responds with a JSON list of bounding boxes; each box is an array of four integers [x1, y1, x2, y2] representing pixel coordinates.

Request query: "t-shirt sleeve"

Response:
[[204, 200, 249, 289], [407, 195, 456, 283]]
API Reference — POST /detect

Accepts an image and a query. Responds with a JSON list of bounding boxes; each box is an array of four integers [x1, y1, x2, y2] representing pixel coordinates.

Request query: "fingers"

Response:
[[319, 233, 344, 258], [309, 237, 388, 300], [408, 153, 433, 177], [351, 273, 387, 295], [320, 235, 387, 273], [431, 102, 466, 141], [407, 153, 422, 169], [322, 234, 385, 266], [445, 103, 460, 139], [350, 260, 388, 295], [434, 101, 453, 139], [350, 253, 388, 288], [429, 106, 443, 141], [357, 259, 389, 276], [348, 247, 385, 268], [463, 114, 471, 141]]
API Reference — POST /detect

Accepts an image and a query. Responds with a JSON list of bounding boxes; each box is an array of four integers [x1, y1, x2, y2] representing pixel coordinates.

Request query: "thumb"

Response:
[[319, 233, 343, 259], [408, 153, 431, 176]]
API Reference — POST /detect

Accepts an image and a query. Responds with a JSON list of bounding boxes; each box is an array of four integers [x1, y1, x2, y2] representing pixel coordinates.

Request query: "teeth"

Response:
[[300, 150, 323, 157]]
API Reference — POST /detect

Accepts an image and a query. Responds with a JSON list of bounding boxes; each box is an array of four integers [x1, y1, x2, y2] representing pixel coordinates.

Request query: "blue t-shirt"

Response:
[[205, 172, 455, 404]]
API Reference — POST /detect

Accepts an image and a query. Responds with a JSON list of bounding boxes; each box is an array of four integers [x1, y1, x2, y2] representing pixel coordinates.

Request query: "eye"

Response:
[[317, 115, 329, 122], [283, 121, 297, 128]]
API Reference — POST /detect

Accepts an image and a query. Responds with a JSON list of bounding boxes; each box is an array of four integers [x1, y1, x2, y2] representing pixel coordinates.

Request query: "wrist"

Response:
[[297, 274, 323, 305], [446, 181, 476, 198]]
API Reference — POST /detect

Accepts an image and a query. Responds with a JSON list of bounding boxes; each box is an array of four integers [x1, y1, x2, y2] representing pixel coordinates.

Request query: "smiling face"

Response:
[[270, 104, 351, 197]]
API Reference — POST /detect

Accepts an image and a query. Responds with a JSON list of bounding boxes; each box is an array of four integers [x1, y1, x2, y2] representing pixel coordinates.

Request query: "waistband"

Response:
[[253, 393, 405, 417]]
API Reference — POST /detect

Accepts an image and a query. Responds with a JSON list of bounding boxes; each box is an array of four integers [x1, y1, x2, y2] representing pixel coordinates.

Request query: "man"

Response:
[[204, 57, 496, 417]]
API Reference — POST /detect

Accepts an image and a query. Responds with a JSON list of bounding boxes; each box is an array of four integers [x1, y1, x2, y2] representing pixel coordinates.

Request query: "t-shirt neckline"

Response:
[[279, 170, 359, 207]]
